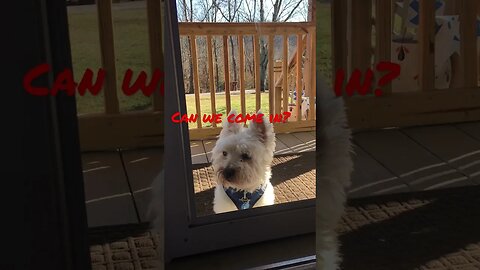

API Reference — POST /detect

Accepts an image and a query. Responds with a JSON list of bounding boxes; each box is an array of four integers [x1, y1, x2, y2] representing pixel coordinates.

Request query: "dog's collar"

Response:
[[223, 184, 267, 210]]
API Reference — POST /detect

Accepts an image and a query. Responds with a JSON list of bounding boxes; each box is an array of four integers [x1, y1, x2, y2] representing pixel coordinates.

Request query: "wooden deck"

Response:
[[81, 122, 480, 227], [190, 131, 316, 165], [349, 122, 480, 198], [82, 147, 164, 227], [81, 131, 315, 227]]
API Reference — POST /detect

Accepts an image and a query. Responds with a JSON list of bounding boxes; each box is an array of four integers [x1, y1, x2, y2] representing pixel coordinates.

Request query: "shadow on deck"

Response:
[[82, 122, 480, 269]]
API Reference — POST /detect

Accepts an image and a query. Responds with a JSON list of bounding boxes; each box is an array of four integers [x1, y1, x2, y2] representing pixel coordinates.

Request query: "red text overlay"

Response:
[[334, 61, 401, 97], [171, 112, 292, 124], [23, 63, 164, 97]]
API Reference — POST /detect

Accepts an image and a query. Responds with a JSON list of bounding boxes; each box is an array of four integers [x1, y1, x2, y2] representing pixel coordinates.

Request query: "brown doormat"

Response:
[[192, 151, 316, 216], [340, 185, 480, 270], [88, 186, 480, 270], [89, 223, 160, 270]]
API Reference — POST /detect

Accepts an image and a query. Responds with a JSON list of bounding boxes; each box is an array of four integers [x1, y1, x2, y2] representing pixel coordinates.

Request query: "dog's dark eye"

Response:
[[241, 153, 250, 161], [222, 151, 227, 156]]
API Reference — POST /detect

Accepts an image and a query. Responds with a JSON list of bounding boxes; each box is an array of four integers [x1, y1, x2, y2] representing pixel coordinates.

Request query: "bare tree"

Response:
[[215, 0, 244, 87], [240, 0, 305, 91], [204, 0, 222, 92], [178, 0, 306, 94], [178, 0, 195, 93]]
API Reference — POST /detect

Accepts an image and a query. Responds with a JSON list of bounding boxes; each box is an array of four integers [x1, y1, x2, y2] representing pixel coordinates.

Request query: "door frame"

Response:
[[164, 0, 315, 261], [7, 0, 91, 269]]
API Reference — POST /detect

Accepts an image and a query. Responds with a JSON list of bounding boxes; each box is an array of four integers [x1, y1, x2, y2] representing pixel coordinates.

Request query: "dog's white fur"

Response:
[[148, 170, 164, 269], [211, 111, 276, 214], [316, 75, 354, 270]]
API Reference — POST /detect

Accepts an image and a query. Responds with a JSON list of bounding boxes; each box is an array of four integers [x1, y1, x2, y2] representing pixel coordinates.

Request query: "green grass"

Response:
[[68, 6, 153, 114], [67, 3, 332, 114], [316, 2, 332, 86]]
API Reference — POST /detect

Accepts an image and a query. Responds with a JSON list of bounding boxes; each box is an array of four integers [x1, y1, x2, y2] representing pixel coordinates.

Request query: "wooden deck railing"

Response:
[[333, 0, 480, 131], [178, 22, 316, 140], [77, 0, 164, 151]]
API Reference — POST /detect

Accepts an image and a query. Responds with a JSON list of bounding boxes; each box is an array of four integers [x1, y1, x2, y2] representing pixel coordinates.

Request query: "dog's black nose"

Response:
[[223, 168, 235, 180]]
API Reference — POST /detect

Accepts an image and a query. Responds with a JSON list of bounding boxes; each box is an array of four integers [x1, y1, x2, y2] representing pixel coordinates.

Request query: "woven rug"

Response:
[[340, 185, 480, 270], [88, 185, 480, 269], [89, 223, 160, 270]]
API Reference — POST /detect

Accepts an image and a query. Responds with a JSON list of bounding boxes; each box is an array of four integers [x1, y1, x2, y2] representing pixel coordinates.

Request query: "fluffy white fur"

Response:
[[316, 76, 354, 270], [211, 111, 276, 214], [148, 170, 164, 269]]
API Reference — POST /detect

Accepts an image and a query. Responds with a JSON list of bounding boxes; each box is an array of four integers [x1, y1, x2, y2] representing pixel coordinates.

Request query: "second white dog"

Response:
[[211, 111, 276, 214]]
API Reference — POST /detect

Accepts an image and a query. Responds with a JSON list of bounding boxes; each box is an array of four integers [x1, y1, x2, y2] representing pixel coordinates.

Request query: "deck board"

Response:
[[292, 131, 316, 152], [190, 132, 316, 162], [453, 122, 480, 184], [353, 129, 468, 191], [274, 139, 291, 155], [82, 152, 138, 227], [203, 139, 216, 163], [121, 147, 164, 222], [292, 131, 315, 142], [82, 124, 480, 226], [348, 144, 409, 198], [276, 133, 307, 153], [402, 125, 479, 186], [190, 140, 208, 164], [455, 121, 480, 141]]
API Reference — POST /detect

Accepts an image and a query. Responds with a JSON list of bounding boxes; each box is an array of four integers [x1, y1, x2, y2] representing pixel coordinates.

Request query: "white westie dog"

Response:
[[211, 110, 276, 214], [316, 76, 354, 270]]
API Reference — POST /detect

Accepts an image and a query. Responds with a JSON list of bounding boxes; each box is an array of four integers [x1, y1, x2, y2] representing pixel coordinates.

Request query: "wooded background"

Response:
[[177, 0, 309, 94]]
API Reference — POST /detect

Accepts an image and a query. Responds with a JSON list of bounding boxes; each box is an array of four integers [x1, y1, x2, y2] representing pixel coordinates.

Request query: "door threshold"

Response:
[[246, 255, 316, 270]]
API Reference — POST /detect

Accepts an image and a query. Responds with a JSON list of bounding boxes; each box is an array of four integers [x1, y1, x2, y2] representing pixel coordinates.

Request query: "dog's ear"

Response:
[[220, 110, 241, 136], [248, 110, 274, 144]]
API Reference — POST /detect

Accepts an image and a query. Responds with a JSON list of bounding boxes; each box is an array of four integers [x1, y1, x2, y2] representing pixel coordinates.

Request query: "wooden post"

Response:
[[268, 35, 275, 116], [97, 0, 120, 114], [274, 61, 282, 115], [304, 30, 312, 117], [459, 0, 478, 88], [418, 0, 436, 91], [190, 36, 202, 128], [283, 34, 289, 114], [444, 0, 459, 14], [309, 29, 316, 120], [223, 36, 231, 113], [147, 0, 164, 112], [308, 0, 316, 120], [444, 0, 462, 88], [296, 34, 302, 121], [348, 0, 372, 78], [207, 35, 217, 127], [375, 0, 392, 95], [308, 0, 316, 23], [239, 35, 246, 117], [332, 0, 348, 88], [254, 35, 262, 111]]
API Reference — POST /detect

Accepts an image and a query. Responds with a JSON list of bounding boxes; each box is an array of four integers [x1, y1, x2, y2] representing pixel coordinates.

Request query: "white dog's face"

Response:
[[211, 111, 276, 191]]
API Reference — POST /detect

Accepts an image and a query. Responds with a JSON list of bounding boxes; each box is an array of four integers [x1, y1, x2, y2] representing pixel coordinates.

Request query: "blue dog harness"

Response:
[[224, 184, 267, 210]]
